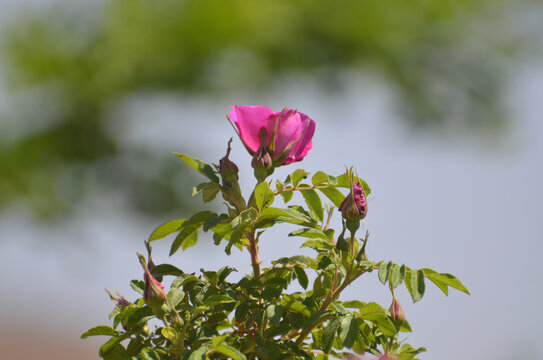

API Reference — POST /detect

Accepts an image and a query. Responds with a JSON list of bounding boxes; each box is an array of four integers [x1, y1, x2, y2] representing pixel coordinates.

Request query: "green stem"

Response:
[[247, 231, 261, 278]]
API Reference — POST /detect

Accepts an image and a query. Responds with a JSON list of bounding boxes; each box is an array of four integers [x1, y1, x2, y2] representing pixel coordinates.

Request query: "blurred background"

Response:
[[1, 0, 542, 359]]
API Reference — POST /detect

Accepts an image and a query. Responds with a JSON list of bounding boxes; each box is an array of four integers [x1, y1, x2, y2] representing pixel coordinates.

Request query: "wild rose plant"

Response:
[[83, 106, 469, 360]]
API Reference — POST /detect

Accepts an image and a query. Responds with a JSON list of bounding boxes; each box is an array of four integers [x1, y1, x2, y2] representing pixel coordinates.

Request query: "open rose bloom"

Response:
[[228, 105, 316, 167]]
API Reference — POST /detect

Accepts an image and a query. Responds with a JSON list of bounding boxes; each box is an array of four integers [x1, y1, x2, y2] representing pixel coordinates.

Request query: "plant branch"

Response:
[[247, 231, 261, 278]]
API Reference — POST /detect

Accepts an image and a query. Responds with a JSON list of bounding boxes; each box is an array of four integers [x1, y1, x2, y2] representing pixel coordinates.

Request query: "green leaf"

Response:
[[188, 344, 211, 360], [289, 228, 330, 240], [81, 325, 115, 338], [342, 300, 366, 310], [312, 171, 338, 186], [192, 182, 221, 203], [168, 287, 185, 308], [294, 266, 309, 289], [217, 266, 237, 283], [282, 296, 310, 317], [170, 211, 217, 256], [279, 190, 294, 203], [318, 187, 345, 208], [408, 269, 426, 302], [357, 302, 397, 336], [259, 207, 316, 227], [151, 263, 184, 277], [130, 280, 144, 295], [378, 261, 393, 285], [206, 294, 235, 305], [422, 269, 470, 295], [161, 327, 178, 342], [339, 315, 358, 348], [148, 219, 186, 242], [99, 336, 126, 357], [172, 273, 198, 288], [374, 316, 397, 337], [213, 344, 247, 360], [322, 317, 342, 353], [359, 302, 386, 318], [301, 238, 335, 252], [266, 304, 283, 325], [214, 208, 257, 239], [137, 349, 161, 360], [174, 153, 219, 183], [390, 264, 406, 289], [102, 344, 131, 360], [300, 186, 324, 221], [125, 307, 154, 327], [170, 228, 198, 255], [291, 169, 310, 187], [254, 181, 275, 210]]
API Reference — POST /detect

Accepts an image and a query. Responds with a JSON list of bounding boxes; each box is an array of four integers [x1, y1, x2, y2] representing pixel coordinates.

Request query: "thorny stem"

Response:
[[247, 231, 261, 278]]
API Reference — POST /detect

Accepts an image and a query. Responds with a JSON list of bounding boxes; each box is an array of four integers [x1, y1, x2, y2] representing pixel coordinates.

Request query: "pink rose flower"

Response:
[[228, 105, 316, 166]]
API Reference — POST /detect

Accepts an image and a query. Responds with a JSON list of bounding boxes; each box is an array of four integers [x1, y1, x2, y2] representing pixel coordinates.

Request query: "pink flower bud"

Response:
[[219, 138, 239, 182], [336, 222, 350, 251], [105, 289, 131, 307], [339, 181, 367, 221], [388, 297, 406, 322], [251, 128, 273, 171], [137, 253, 167, 309], [227, 105, 316, 167]]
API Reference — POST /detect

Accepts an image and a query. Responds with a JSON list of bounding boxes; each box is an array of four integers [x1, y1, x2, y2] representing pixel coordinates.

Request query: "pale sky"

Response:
[[1, 65, 542, 359]]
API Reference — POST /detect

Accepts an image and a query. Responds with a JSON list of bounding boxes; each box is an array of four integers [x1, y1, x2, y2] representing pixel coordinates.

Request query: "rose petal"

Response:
[[282, 111, 315, 165], [229, 105, 273, 154]]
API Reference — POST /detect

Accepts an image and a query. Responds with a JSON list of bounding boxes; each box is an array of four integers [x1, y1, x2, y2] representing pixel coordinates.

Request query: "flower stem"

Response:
[[247, 231, 261, 278]]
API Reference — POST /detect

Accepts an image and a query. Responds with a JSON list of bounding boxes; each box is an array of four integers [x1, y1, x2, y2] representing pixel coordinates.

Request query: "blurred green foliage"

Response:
[[0, 0, 518, 218]]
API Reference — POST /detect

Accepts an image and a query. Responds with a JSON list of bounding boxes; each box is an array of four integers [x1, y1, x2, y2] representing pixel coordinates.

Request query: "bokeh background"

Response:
[[1, 0, 542, 359]]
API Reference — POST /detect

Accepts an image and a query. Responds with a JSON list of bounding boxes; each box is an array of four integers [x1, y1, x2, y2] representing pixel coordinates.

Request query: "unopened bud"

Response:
[[388, 297, 406, 322], [220, 138, 239, 184], [138, 253, 167, 313], [105, 289, 131, 307], [339, 181, 367, 222], [252, 146, 272, 171], [336, 222, 350, 252], [252, 128, 273, 182]]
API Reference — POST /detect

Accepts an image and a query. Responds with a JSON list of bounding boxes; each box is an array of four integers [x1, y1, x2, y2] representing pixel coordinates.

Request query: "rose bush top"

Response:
[[83, 105, 469, 360]]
